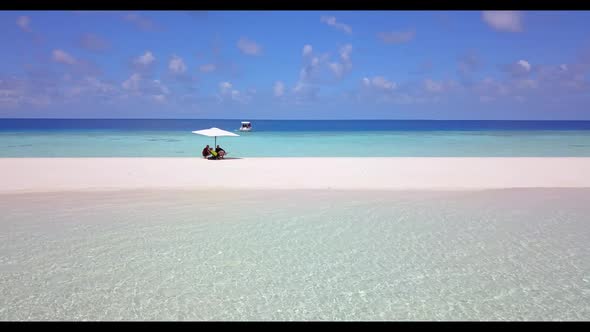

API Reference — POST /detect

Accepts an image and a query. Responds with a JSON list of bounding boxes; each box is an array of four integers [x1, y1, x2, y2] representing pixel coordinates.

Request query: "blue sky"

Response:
[[1, 10, 590, 119]]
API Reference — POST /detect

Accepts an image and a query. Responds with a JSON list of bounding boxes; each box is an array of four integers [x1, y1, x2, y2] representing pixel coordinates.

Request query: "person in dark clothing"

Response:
[[202, 145, 210, 159], [215, 145, 226, 159]]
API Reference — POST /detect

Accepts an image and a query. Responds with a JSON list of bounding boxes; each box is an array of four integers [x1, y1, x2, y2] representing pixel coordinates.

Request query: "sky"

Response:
[[1, 10, 590, 120]]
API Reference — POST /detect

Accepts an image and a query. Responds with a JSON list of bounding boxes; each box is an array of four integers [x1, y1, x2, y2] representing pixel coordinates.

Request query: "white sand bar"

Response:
[[1, 157, 590, 193]]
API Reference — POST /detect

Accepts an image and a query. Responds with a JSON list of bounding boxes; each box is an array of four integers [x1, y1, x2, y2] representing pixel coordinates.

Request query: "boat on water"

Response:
[[239, 121, 252, 132]]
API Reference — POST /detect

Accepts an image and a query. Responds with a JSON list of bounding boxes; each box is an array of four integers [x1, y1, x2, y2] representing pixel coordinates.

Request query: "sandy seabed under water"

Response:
[[0, 189, 589, 321]]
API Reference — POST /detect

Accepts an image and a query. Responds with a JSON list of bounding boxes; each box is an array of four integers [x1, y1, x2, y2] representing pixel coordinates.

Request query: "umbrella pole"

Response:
[[215, 136, 217, 148]]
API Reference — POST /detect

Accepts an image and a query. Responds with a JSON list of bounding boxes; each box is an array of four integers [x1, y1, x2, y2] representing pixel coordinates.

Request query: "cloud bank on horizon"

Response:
[[1, 10, 590, 119]]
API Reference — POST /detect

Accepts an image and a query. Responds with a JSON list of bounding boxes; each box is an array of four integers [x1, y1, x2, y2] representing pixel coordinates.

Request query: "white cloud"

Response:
[[293, 82, 305, 94], [122, 74, 169, 102], [52, 49, 77, 65], [372, 76, 396, 90], [122, 73, 142, 91], [218, 81, 252, 104], [134, 51, 155, 66], [363, 76, 397, 91], [424, 79, 444, 93], [299, 68, 310, 82], [152, 80, 170, 95], [1, 74, 124, 108], [533, 62, 590, 93], [237, 37, 262, 56], [329, 63, 344, 78], [377, 30, 415, 44], [340, 44, 352, 62], [302, 44, 313, 57], [273, 81, 285, 97], [199, 64, 216, 73], [219, 81, 232, 94], [153, 94, 166, 103], [357, 76, 449, 105], [16, 16, 31, 32], [482, 11, 522, 32], [425, 79, 458, 93], [0, 77, 26, 108], [504, 59, 532, 78], [292, 82, 319, 103], [168, 55, 187, 74], [84, 77, 116, 94], [299, 54, 322, 82], [357, 78, 445, 105], [64, 77, 118, 100], [517, 60, 531, 72], [329, 44, 353, 79], [320, 16, 352, 34], [297, 44, 352, 87]]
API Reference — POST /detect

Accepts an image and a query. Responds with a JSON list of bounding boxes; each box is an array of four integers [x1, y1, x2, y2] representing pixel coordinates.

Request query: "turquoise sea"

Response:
[[2, 119, 590, 157]]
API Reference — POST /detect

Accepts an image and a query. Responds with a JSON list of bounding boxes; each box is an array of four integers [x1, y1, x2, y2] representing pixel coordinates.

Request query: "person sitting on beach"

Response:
[[202, 145, 211, 159], [215, 145, 226, 159], [207, 147, 219, 160]]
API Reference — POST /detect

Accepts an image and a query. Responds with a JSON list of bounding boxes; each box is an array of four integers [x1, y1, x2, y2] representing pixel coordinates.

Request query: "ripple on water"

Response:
[[0, 189, 588, 321]]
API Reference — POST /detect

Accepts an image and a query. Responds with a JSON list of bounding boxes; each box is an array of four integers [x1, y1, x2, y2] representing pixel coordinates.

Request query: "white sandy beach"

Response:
[[1, 157, 590, 193]]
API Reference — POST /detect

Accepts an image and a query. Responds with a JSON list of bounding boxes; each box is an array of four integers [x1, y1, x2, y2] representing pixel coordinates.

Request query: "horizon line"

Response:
[[2, 118, 590, 122]]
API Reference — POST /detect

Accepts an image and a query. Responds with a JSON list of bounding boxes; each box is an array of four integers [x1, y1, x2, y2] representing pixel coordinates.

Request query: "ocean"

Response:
[[2, 119, 590, 157]]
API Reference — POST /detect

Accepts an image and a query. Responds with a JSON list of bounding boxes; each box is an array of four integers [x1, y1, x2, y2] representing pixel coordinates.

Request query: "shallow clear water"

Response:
[[2, 130, 590, 157], [1, 189, 588, 321]]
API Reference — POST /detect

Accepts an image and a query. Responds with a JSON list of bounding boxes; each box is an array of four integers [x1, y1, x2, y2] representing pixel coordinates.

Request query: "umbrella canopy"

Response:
[[192, 127, 239, 137], [192, 127, 239, 148]]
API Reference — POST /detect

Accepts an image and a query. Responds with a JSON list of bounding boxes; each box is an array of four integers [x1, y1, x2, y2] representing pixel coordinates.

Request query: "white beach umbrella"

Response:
[[192, 127, 239, 148]]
